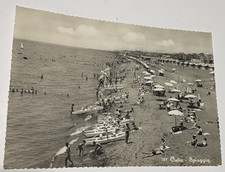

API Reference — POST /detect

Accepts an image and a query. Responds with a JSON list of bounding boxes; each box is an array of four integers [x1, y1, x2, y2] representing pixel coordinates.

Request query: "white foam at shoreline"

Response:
[[50, 137, 79, 168], [70, 125, 91, 136], [84, 115, 92, 121]]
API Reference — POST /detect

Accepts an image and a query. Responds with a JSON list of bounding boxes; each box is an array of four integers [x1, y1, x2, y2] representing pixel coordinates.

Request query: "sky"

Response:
[[14, 6, 213, 54]]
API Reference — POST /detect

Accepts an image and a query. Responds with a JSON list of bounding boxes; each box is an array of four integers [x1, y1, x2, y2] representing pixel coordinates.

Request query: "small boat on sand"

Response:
[[71, 105, 103, 115], [83, 127, 117, 138], [97, 117, 134, 125], [84, 132, 125, 146]]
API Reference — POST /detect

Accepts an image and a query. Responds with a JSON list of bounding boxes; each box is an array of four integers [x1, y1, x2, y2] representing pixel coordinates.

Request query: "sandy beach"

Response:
[[51, 55, 221, 167], [101, 59, 220, 166]]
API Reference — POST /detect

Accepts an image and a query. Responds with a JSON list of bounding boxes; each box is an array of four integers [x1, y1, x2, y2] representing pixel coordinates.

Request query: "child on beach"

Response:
[[77, 140, 86, 157], [187, 135, 198, 147]]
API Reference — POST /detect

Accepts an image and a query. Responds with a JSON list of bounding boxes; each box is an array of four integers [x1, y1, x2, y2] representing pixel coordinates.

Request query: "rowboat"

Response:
[[84, 132, 125, 146], [71, 105, 103, 115], [83, 125, 120, 137], [97, 117, 134, 125]]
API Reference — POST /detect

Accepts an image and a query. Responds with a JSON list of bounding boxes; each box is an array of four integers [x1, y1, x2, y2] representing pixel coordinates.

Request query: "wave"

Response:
[[84, 115, 92, 121], [69, 125, 91, 136], [68, 123, 77, 129], [50, 137, 79, 168]]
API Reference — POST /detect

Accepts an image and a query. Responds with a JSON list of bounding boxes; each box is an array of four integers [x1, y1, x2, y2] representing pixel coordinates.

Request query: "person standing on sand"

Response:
[[125, 123, 130, 144], [77, 140, 86, 157], [65, 142, 74, 168], [96, 89, 99, 100], [41, 74, 43, 79]]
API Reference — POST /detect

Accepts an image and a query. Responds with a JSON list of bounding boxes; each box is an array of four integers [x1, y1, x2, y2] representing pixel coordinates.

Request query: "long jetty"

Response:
[[127, 56, 150, 70]]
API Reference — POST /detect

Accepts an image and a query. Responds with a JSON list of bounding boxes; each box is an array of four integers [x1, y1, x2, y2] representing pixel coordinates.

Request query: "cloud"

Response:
[[57, 25, 98, 37], [156, 39, 175, 47], [122, 32, 146, 43], [57, 26, 75, 35]]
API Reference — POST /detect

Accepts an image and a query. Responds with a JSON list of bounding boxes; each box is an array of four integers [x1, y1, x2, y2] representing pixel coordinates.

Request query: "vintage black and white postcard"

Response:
[[4, 6, 221, 169]]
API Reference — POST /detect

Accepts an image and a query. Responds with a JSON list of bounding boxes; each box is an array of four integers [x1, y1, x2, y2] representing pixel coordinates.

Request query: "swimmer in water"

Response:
[[71, 104, 74, 114], [20, 88, 24, 96]]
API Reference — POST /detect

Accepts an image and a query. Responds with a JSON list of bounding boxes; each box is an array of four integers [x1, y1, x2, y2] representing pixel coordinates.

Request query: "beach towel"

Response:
[[171, 130, 182, 135]]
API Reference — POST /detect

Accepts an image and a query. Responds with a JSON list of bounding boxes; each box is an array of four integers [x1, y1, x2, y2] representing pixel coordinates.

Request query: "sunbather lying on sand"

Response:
[[187, 135, 198, 147], [171, 123, 187, 133], [142, 139, 169, 158], [196, 138, 207, 147], [142, 148, 165, 158], [196, 126, 210, 136]]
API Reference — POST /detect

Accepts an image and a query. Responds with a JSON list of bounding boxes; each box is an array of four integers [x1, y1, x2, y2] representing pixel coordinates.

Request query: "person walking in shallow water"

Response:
[[71, 104, 74, 114], [65, 142, 74, 168]]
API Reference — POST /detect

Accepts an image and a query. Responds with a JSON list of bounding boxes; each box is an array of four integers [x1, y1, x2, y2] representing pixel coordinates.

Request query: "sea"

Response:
[[4, 39, 116, 169]]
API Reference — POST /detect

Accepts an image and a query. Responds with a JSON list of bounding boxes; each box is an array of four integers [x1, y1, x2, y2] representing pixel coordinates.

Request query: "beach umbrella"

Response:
[[150, 70, 156, 74], [161, 69, 165, 72], [159, 71, 164, 74], [210, 71, 214, 75], [98, 75, 104, 80], [101, 71, 107, 75], [153, 88, 164, 92], [187, 83, 193, 86], [168, 110, 183, 116], [172, 68, 176, 71], [181, 79, 186, 83], [195, 79, 202, 82], [144, 72, 151, 76], [145, 80, 154, 84], [168, 110, 184, 126], [150, 75, 156, 78], [167, 98, 180, 102], [170, 80, 177, 84], [185, 94, 197, 99], [144, 76, 152, 80], [165, 82, 173, 87], [170, 89, 182, 93], [154, 84, 164, 88]]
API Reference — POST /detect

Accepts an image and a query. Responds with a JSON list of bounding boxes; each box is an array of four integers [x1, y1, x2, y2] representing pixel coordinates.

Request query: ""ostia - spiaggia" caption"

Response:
[[161, 156, 211, 164]]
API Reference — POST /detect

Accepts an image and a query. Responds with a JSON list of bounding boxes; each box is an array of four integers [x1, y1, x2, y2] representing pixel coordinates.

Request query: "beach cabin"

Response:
[[153, 88, 166, 97]]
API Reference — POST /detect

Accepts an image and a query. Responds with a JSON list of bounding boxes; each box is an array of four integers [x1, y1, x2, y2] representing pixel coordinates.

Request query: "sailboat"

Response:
[[21, 42, 24, 49]]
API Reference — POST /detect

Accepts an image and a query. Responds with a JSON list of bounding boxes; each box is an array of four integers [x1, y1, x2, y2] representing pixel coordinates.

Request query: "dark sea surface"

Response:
[[4, 39, 116, 169]]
